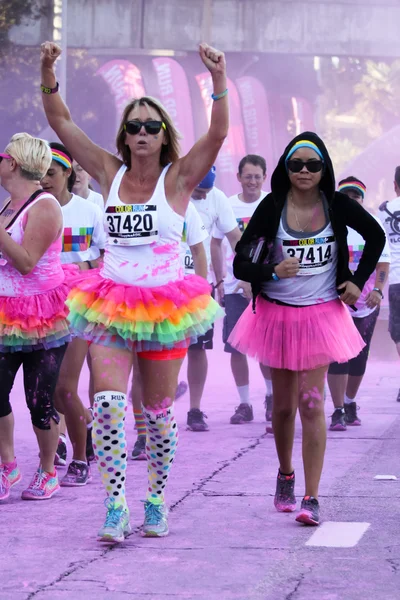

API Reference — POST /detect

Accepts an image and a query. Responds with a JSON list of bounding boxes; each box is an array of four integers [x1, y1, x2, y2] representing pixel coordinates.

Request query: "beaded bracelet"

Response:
[[211, 88, 228, 101]]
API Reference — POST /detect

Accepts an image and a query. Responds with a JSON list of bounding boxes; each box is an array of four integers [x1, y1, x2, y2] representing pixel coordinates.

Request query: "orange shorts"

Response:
[[136, 347, 188, 361]]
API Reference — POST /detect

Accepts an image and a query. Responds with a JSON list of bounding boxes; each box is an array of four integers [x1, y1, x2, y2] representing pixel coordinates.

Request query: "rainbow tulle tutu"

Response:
[[0, 283, 71, 352], [66, 270, 224, 352]]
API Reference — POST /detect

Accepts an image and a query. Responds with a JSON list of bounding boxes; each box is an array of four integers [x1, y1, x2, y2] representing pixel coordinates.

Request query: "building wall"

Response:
[[9, 0, 400, 57]]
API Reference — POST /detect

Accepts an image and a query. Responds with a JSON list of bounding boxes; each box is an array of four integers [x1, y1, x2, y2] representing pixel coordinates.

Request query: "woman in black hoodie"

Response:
[[228, 132, 385, 526]]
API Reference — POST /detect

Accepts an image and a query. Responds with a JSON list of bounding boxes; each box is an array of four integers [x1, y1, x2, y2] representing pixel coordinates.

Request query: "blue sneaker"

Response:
[[141, 500, 169, 537], [98, 498, 131, 543]]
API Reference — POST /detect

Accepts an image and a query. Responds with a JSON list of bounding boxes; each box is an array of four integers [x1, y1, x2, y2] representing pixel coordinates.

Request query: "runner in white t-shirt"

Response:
[[328, 177, 390, 429], [378, 165, 400, 402], [211, 155, 274, 427], [72, 161, 104, 210], [60, 193, 106, 266], [41, 143, 106, 487], [179, 167, 241, 432]]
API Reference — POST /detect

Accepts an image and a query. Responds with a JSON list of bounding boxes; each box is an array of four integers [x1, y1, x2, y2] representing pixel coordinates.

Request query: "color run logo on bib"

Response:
[[106, 204, 159, 246], [282, 235, 335, 276]]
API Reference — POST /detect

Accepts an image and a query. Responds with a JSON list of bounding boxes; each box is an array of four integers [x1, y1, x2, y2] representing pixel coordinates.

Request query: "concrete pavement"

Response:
[[2, 323, 400, 600]]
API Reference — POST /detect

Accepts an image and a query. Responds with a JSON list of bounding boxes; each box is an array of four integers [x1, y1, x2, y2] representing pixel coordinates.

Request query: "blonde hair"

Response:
[[5, 133, 52, 180], [116, 97, 181, 168]]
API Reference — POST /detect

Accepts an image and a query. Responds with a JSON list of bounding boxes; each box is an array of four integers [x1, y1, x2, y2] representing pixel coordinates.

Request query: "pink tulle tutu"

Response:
[[228, 296, 365, 371]]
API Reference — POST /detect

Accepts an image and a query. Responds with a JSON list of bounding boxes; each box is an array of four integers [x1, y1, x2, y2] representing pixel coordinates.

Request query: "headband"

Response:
[[338, 181, 366, 198], [286, 140, 324, 162], [51, 149, 72, 169]]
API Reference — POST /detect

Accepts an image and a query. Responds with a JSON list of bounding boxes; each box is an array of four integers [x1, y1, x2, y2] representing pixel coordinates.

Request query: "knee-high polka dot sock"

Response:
[[143, 404, 178, 505], [92, 391, 128, 509]]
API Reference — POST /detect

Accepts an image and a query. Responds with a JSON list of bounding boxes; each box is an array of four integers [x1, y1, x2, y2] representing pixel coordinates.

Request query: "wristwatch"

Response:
[[372, 287, 384, 299]]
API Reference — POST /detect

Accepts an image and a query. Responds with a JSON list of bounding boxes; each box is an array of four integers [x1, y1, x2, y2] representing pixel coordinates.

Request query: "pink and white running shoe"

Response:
[[21, 467, 60, 500], [0, 461, 22, 501]]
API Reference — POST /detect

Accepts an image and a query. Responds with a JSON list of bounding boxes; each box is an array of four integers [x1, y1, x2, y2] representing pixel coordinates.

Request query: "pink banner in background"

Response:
[[196, 73, 246, 197], [97, 60, 146, 129], [236, 76, 274, 180], [152, 58, 195, 156]]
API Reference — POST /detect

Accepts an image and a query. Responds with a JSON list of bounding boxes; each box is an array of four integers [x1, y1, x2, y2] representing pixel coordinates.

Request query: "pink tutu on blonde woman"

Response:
[[228, 296, 365, 372]]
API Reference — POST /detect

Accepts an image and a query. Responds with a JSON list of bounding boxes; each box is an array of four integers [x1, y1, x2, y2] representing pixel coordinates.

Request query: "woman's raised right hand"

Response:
[[274, 257, 300, 279], [40, 41, 62, 68]]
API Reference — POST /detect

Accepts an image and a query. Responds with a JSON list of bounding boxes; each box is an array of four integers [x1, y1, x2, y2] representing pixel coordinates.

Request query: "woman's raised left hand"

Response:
[[199, 43, 226, 77]]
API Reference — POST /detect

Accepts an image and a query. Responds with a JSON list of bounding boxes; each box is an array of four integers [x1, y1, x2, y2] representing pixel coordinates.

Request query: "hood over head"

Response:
[[270, 131, 336, 202]]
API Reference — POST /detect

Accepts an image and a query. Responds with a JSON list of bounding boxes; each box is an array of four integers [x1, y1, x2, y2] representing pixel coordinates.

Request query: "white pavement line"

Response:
[[374, 475, 397, 480], [305, 522, 370, 548]]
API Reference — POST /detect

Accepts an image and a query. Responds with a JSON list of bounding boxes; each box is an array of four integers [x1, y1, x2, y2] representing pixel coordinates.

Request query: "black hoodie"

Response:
[[233, 132, 386, 307]]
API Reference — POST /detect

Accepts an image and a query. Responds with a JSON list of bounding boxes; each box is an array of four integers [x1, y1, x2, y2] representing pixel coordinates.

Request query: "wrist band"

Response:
[[41, 82, 59, 95], [86, 260, 93, 269], [212, 279, 224, 290], [373, 287, 383, 298], [211, 88, 228, 101]]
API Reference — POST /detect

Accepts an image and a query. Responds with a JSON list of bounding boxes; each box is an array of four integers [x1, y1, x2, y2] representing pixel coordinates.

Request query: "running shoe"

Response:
[[187, 408, 209, 432], [141, 500, 169, 537], [329, 408, 347, 431], [55, 435, 67, 466], [344, 402, 361, 426], [98, 498, 131, 543], [0, 462, 21, 501], [295, 496, 320, 526], [264, 394, 273, 422], [21, 468, 60, 500], [230, 403, 254, 424], [175, 380, 188, 400], [131, 435, 147, 461], [274, 470, 296, 512], [61, 460, 92, 487]]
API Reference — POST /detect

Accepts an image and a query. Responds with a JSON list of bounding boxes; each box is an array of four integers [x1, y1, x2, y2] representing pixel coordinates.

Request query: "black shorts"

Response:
[[328, 308, 379, 377], [189, 325, 214, 350], [223, 293, 249, 354], [389, 284, 400, 343]]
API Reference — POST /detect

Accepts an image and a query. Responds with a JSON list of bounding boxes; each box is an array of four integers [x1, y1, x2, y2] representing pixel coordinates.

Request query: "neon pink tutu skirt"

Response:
[[0, 283, 71, 353], [66, 270, 224, 352], [228, 296, 365, 371]]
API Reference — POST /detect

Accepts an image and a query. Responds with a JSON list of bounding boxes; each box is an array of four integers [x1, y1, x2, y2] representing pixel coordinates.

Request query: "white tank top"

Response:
[[0, 193, 65, 297], [101, 164, 185, 287], [262, 209, 338, 306]]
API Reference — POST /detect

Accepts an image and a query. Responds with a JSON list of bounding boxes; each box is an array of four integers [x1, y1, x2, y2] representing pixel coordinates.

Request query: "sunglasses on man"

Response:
[[0, 153, 12, 163], [124, 120, 166, 136]]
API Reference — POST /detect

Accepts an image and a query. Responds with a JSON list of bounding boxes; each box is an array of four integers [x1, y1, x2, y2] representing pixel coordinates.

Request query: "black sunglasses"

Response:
[[287, 160, 323, 174], [124, 120, 166, 135]]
